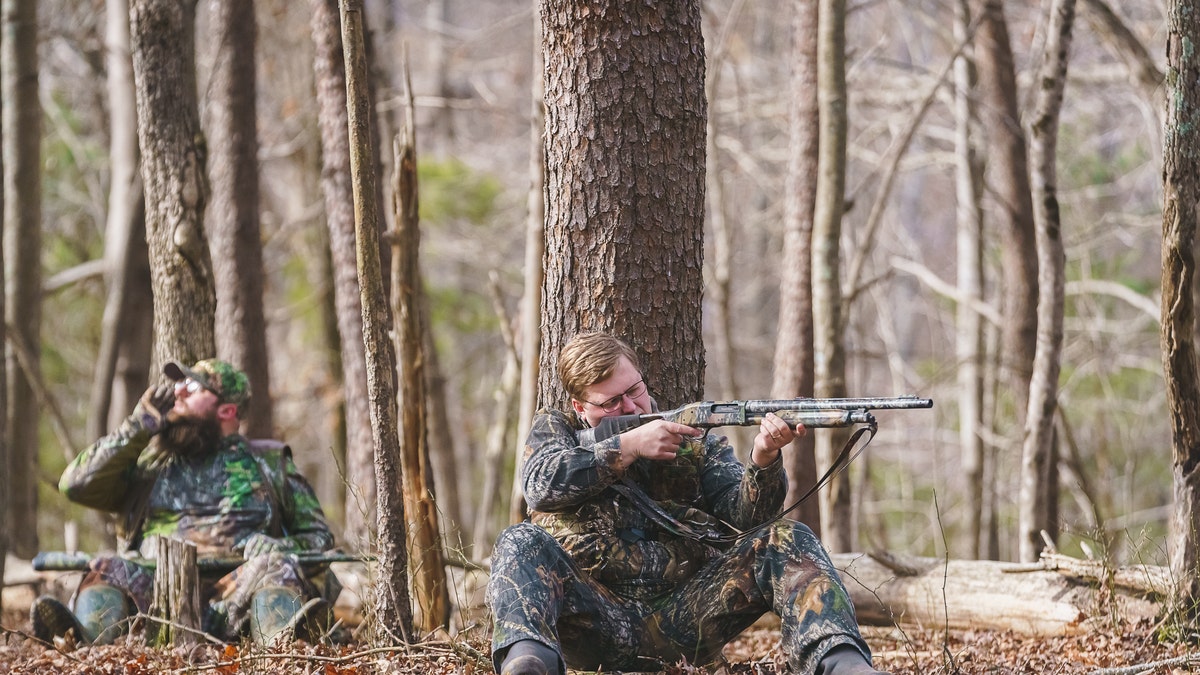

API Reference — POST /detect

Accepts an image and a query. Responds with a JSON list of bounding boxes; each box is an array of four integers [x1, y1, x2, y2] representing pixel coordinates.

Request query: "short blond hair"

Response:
[[557, 331, 640, 401]]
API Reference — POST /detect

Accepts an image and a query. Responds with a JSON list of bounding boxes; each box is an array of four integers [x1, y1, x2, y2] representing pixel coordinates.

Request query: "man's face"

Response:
[[171, 378, 222, 423], [162, 379, 224, 457], [573, 356, 651, 428]]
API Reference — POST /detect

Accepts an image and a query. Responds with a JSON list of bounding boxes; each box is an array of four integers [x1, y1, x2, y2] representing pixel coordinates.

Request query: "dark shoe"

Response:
[[30, 596, 85, 644], [500, 640, 558, 675], [500, 654, 550, 675], [817, 645, 890, 675]]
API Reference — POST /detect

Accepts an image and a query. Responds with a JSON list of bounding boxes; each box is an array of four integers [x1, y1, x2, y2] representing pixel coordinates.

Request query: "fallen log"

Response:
[[830, 551, 1165, 636]]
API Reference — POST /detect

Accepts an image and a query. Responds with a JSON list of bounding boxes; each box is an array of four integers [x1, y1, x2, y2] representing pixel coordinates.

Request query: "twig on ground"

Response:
[[1088, 652, 1200, 675]]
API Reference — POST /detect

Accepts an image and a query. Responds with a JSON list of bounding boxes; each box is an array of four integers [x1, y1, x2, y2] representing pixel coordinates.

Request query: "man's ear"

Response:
[[571, 398, 586, 415], [216, 402, 239, 423]]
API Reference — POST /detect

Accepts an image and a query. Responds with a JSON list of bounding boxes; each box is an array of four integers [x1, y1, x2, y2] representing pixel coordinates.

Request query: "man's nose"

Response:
[[619, 394, 637, 413]]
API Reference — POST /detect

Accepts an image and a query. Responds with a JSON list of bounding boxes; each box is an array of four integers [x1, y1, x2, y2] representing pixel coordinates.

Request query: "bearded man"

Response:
[[30, 359, 338, 647]]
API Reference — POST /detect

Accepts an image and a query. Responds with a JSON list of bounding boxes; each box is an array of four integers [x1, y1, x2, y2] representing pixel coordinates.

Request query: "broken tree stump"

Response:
[[830, 551, 1165, 636], [148, 536, 201, 646]]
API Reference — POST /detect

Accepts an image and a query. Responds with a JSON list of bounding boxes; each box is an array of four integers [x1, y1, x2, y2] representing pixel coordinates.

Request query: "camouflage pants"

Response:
[[79, 551, 324, 641], [487, 520, 871, 674]]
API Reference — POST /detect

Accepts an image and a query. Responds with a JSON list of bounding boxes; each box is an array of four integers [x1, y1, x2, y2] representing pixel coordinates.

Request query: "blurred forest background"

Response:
[[10, 0, 1167, 575]]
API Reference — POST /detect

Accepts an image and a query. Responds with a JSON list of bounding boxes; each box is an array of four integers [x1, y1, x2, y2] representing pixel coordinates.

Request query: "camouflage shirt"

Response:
[[60, 412, 334, 557], [523, 408, 787, 600]]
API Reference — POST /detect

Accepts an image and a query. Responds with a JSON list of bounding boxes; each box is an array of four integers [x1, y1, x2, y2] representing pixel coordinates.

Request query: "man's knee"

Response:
[[493, 522, 559, 560]]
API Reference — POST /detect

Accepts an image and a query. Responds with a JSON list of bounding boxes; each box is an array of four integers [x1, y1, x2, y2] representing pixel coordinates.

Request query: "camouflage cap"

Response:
[[163, 358, 252, 409]]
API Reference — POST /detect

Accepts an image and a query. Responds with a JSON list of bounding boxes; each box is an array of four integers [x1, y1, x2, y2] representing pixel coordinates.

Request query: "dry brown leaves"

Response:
[[2, 613, 1198, 674]]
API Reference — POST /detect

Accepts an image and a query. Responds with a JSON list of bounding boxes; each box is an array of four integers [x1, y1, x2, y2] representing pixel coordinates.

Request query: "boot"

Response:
[[73, 584, 133, 644], [500, 640, 560, 675], [816, 645, 891, 675], [30, 595, 85, 645], [249, 586, 303, 644]]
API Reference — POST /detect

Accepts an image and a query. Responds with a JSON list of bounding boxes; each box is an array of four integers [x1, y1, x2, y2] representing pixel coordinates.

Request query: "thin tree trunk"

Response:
[[0, 0, 7, 606], [773, 0, 820, 531], [339, 0, 413, 642], [510, 0, 544, 527], [2, 0, 40, 559], [705, 0, 746, 401], [1019, 0, 1074, 563], [812, 0, 852, 552], [475, 276, 520, 558], [206, 0, 273, 437], [311, 0, 376, 550], [953, 0, 987, 560], [90, 0, 151, 444], [1161, 0, 1200, 609], [391, 104, 447, 630], [975, 0, 1039, 432]]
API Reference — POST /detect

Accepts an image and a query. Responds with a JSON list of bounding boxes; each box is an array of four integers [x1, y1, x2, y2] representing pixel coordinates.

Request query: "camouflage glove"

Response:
[[237, 533, 296, 560], [131, 384, 176, 435]]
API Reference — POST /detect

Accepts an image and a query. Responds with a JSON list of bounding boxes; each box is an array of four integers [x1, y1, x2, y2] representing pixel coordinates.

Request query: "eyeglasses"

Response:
[[175, 377, 217, 397], [584, 379, 646, 413]]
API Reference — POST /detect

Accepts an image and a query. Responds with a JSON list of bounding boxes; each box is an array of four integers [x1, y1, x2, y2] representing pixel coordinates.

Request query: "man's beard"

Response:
[[160, 415, 223, 458]]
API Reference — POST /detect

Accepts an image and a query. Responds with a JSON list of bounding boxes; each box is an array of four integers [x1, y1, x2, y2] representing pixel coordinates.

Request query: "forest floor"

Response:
[[2, 607, 1199, 675]]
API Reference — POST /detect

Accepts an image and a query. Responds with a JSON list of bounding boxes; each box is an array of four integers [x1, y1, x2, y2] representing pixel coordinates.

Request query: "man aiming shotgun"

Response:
[[487, 331, 932, 675]]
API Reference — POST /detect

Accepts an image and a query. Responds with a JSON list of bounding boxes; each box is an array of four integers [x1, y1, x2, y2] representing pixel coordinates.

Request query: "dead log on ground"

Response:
[[831, 551, 1166, 636]]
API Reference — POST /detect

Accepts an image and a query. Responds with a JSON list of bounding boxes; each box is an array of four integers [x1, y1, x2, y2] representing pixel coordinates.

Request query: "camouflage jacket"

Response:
[[60, 412, 334, 558], [523, 408, 787, 600]]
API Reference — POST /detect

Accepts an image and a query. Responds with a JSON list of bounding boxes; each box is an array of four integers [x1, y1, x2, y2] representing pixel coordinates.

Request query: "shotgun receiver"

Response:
[[577, 395, 933, 445], [32, 550, 371, 575]]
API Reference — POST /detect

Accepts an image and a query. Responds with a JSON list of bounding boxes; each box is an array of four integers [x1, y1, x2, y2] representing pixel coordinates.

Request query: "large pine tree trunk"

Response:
[[130, 0, 217, 368], [539, 0, 707, 409], [206, 0, 273, 437], [1162, 0, 1200, 611]]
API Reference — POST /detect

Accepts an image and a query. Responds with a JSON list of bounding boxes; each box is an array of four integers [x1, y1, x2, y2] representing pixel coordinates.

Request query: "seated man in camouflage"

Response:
[[488, 331, 888, 675], [31, 358, 339, 646]]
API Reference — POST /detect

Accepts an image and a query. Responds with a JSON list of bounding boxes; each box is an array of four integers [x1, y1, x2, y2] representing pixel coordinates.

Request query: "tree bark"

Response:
[[390, 88, 448, 633], [130, 0, 217, 370], [1162, 0, 1200, 610], [2, 0, 41, 559], [830, 551, 1163, 635], [206, 0, 273, 437], [975, 0, 1038, 432], [953, 0, 987, 560], [511, 0, 545, 527], [1019, 0, 1075, 563], [0, 0, 6, 601], [773, 0, 821, 532], [339, 0, 413, 643], [538, 0, 707, 409], [812, 0, 852, 552], [311, 0, 376, 550]]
